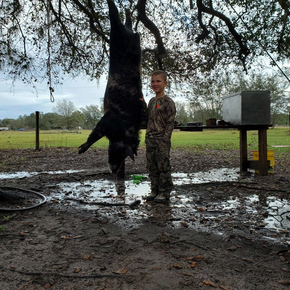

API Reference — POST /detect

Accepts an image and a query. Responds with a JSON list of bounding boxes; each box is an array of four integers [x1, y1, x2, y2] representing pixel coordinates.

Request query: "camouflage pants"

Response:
[[145, 138, 173, 196]]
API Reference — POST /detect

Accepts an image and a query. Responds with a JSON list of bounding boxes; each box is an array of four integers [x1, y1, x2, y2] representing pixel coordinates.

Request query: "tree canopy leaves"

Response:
[[1, 0, 289, 87]]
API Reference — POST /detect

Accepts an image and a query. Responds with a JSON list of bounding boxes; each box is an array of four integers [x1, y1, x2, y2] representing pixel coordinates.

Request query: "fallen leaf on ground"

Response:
[[170, 263, 182, 269], [203, 280, 218, 287], [61, 235, 69, 239], [278, 280, 290, 285], [83, 254, 90, 260], [72, 235, 83, 239], [180, 221, 189, 227], [279, 256, 286, 261], [242, 258, 253, 263], [61, 235, 83, 240], [113, 266, 128, 274]]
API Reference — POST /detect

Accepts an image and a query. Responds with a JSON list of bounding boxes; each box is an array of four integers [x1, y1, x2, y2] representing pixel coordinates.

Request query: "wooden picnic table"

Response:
[[175, 124, 272, 176]]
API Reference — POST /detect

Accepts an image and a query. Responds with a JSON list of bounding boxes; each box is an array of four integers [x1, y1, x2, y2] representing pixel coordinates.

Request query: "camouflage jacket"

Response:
[[144, 95, 176, 142]]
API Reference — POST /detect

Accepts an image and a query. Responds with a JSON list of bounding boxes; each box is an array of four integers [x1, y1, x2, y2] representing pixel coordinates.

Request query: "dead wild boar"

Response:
[[78, 0, 143, 177]]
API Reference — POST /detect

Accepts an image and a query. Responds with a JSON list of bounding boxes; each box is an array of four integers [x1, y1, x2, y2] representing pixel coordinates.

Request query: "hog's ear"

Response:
[[125, 147, 134, 161]]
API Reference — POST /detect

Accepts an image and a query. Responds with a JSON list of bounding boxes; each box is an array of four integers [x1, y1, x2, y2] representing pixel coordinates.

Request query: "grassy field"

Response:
[[0, 127, 289, 155]]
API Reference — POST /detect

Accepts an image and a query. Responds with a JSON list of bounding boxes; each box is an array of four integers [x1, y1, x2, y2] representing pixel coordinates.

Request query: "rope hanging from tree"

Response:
[[46, 0, 55, 102]]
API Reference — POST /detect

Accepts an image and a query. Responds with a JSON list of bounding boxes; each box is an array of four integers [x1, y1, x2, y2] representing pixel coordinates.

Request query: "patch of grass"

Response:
[[0, 130, 109, 149], [171, 129, 240, 150], [0, 128, 289, 157], [3, 216, 10, 222]]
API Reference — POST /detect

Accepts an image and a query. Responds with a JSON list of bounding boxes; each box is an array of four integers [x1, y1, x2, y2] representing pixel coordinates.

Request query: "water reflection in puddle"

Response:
[[1, 167, 289, 244], [47, 168, 289, 244], [51, 168, 240, 206], [0, 170, 83, 179], [173, 168, 240, 185]]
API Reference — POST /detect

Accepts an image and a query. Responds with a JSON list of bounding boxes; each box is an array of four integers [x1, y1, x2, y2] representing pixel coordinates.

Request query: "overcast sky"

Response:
[[0, 72, 109, 119], [0, 72, 158, 120]]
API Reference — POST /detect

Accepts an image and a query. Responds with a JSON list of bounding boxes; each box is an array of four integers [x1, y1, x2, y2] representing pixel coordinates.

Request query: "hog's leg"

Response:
[[78, 111, 114, 154], [78, 125, 103, 154], [107, 0, 122, 29]]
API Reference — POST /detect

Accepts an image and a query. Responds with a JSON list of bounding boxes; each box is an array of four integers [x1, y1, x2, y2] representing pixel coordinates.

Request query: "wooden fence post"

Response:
[[35, 111, 40, 151]]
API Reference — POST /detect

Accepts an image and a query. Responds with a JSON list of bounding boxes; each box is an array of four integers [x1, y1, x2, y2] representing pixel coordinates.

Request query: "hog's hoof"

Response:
[[78, 143, 90, 154]]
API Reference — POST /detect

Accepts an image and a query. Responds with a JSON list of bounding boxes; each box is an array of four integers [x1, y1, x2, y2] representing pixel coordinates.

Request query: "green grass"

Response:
[[0, 130, 109, 149], [172, 127, 290, 152], [171, 129, 240, 150], [0, 128, 289, 156]]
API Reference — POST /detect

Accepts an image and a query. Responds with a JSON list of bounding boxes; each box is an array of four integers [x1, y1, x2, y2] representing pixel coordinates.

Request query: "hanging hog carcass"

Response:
[[78, 0, 144, 178]]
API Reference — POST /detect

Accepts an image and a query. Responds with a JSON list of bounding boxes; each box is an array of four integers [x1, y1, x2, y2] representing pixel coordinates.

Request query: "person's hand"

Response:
[[139, 93, 144, 102]]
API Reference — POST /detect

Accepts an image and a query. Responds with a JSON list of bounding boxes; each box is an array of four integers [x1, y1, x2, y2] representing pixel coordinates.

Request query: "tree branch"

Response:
[[11, 15, 27, 57], [48, 1, 80, 54], [189, 0, 194, 10], [277, 0, 290, 54], [136, 0, 166, 69], [196, 0, 250, 64], [70, 0, 109, 43]]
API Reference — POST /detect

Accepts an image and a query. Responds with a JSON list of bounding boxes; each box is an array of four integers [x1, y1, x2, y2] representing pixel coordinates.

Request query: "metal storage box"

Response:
[[222, 91, 270, 125]]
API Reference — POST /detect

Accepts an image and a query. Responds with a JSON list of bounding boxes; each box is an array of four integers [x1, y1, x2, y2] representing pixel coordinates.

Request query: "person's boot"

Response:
[[154, 193, 169, 203], [146, 192, 158, 201]]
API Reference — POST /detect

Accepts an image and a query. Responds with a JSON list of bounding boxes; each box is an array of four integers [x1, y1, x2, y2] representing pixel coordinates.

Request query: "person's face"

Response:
[[151, 74, 167, 95]]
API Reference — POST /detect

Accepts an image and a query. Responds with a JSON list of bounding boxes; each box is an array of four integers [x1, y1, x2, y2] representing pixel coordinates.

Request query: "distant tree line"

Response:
[[0, 100, 104, 131]]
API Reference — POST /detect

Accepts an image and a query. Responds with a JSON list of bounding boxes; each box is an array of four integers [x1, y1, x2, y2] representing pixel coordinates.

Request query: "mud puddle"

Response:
[[1, 167, 288, 244], [50, 168, 240, 203], [0, 170, 83, 179], [44, 168, 289, 245]]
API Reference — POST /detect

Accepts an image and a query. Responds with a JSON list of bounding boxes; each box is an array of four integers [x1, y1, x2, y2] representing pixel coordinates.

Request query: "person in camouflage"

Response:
[[142, 70, 176, 203]]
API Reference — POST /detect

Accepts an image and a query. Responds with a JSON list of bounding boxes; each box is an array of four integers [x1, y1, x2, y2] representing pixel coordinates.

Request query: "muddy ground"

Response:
[[0, 147, 289, 290]]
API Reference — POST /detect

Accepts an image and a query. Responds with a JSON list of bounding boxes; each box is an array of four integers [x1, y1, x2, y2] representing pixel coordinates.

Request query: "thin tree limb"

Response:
[[196, 0, 250, 65], [136, 0, 166, 69]]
